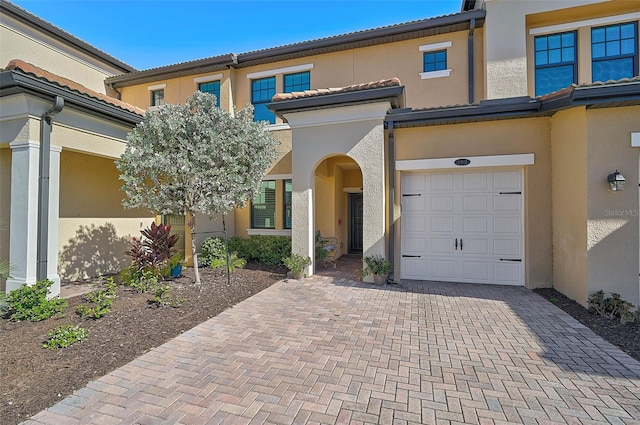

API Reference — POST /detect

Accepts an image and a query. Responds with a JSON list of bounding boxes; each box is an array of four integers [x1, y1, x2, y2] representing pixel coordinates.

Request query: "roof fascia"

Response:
[[267, 86, 405, 114], [237, 10, 486, 66], [0, 69, 143, 125], [105, 54, 237, 88], [0, 0, 136, 73]]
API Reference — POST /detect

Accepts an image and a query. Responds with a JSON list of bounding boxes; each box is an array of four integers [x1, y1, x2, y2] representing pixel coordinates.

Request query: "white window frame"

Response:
[[419, 41, 452, 80]]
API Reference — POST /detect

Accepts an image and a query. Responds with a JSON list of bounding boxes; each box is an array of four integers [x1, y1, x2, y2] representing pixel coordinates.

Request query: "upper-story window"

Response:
[[423, 50, 447, 73], [198, 81, 220, 106], [592, 22, 638, 82], [284, 71, 310, 93], [251, 77, 276, 124], [251, 180, 276, 229], [419, 41, 452, 79], [151, 89, 165, 106], [534, 31, 577, 96]]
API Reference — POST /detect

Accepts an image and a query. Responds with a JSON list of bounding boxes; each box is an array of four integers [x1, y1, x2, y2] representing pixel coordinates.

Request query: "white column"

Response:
[[46, 145, 62, 295], [6, 141, 40, 292], [291, 182, 314, 277]]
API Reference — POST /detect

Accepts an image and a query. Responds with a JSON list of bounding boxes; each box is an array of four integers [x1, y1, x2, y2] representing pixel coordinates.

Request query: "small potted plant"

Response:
[[363, 255, 392, 285], [283, 254, 312, 280], [168, 253, 183, 278]]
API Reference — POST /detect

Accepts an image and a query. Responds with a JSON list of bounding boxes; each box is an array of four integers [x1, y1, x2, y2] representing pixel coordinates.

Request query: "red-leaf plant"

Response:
[[126, 222, 179, 273]]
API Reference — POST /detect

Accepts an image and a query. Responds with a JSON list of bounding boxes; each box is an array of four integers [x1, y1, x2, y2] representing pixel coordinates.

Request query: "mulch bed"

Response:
[[534, 288, 640, 362], [0, 264, 286, 425]]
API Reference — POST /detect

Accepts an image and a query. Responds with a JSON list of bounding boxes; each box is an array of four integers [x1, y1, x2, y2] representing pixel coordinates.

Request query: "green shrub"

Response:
[[588, 290, 639, 325], [120, 267, 161, 293], [282, 254, 312, 276], [227, 235, 291, 266], [7, 280, 67, 322], [210, 252, 246, 272], [43, 325, 88, 349], [149, 285, 185, 308], [76, 278, 117, 319], [200, 237, 228, 266]]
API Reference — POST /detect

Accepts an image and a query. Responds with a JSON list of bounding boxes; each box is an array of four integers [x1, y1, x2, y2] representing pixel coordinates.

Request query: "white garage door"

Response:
[[401, 169, 524, 285]]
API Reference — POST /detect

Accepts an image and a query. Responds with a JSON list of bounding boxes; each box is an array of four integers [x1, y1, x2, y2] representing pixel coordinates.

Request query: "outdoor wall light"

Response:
[[607, 170, 626, 192]]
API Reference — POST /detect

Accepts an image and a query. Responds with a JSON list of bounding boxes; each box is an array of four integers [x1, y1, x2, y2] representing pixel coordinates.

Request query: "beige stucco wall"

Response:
[[585, 106, 640, 306], [58, 150, 153, 281], [0, 13, 125, 93], [483, 0, 609, 99], [394, 117, 553, 287], [551, 107, 589, 304], [120, 27, 483, 114]]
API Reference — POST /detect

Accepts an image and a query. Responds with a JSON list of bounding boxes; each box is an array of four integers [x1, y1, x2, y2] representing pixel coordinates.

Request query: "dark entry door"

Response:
[[348, 193, 363, 254]]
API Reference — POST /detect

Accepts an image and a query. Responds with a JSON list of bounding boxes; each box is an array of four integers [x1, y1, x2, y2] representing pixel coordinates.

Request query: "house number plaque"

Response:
[[454, 158, 471, 166]]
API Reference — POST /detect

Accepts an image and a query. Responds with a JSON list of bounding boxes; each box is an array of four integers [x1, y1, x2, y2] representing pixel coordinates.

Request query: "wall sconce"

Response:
[[607, 170, 625, 192]]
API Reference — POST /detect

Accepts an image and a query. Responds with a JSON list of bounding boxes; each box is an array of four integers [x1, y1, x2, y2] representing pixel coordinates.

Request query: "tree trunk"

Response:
[[189, 212, 201, 285]]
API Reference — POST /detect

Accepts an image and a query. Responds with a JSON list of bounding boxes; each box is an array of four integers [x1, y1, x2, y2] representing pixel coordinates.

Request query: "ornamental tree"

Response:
[[116, 91, 278, 284]]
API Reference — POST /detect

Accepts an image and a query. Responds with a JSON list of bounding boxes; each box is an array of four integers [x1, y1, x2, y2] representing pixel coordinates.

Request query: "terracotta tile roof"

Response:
[[272, 78, 402, 102], [5, 59, 145, 115], [537, 76, 640, 100]]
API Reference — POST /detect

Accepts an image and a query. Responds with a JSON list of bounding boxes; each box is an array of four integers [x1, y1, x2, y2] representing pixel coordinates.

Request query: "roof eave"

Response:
[[1, 69, 143, 125], [105, 54, 237, 88], [0, 0, 136, 73], [267, 85, 405, 117]]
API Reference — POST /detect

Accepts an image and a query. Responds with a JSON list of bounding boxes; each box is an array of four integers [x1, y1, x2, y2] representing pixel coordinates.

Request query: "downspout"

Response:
[[107, 82, 122, 100], [387, 120, 397, 283], [37, 96, 64, 282], [468, 18, 476, 104]]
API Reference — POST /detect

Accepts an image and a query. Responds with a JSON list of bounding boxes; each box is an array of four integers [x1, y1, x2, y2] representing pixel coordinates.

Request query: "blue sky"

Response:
[[11, 0, 462, 70]]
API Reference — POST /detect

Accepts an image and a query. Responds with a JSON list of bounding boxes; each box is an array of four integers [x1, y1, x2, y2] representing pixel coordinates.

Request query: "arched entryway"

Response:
[[314, 155, 363, 262]]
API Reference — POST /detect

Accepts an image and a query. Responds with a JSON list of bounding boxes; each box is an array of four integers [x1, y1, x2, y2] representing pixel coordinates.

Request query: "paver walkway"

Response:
[[24, 274, 640, 424]]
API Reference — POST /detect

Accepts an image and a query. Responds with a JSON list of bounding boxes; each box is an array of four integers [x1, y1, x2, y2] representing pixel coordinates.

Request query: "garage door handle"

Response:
[[402, 255, 421, 258], [500, 258, 522, 262], [402, 194, 421, 197], [499, 191, 522, 195], [455, 238, 458, 250], [460, 238, 463, 251]]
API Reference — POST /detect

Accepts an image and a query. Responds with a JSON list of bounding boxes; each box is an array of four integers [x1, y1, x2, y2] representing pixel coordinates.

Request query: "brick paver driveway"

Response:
[[25, 276, 640, 424]]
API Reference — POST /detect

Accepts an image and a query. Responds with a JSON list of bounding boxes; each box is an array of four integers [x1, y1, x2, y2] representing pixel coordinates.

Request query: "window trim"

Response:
[[247, 63, 314, 80], [193, 73, 223, 83], [533, 30, 578, 97], [150, 88, 165, 107]]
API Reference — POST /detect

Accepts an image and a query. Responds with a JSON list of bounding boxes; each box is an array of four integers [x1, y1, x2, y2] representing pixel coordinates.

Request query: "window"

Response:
[[284, 71, 310, 92], [151, 89, 165, 106], [251, 180, 276, 228], [251, 77, 276, 124], [198, 80, 220, 106], [534, 31, 577, 96], [284, 179, 292, 229], [592, 22, 638, 82], [423, 50, 447, 73]]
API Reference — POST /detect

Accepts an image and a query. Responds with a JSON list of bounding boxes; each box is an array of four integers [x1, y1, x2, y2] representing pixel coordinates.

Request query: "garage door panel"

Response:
[[403, 196, 427, 212], [493, 171, 521, 190], [460, 238, 488, 255], [403, 237, 427, 253], [429, 173, 454, 191], [430, 196, 454, 212], [402, 258, 428, 279], [431, 260, 455, 279], [494, 216, 520, 234], [493, 195, 521, 212], [463, 217, 488, 233], [463, 195, 488, 212], [404, 173, 427, 192], [431, 238, 454, 254], [430, 217, 454, 233], [463, 172, 488, 191], [493, 239, 521, 256], [462, 261, 489, 281], [404, 216, 427, 232], [494, 262, 523, 284]]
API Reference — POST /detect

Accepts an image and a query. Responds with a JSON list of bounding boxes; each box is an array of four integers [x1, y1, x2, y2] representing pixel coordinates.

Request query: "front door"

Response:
[[348, 193, 363, 254]]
